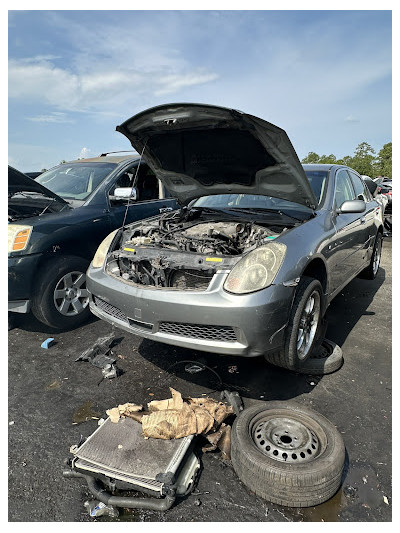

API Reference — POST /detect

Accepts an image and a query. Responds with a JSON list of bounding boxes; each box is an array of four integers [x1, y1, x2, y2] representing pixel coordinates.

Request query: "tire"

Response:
[[31, 255, 91, 330], [358, 232, 383, 280], [264, 277, 323, 371], [293, 339, 343, 375], [231, 402, 345, 508]]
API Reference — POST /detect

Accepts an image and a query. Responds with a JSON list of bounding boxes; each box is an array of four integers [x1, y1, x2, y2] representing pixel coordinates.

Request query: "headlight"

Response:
[[8, 225, 33, 253], [224, 242, 286, 294], [92, 230, 118, 268]]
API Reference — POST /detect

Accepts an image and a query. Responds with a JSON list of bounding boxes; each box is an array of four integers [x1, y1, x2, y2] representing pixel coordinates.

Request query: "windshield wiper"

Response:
[[227, 207, 311, 223]]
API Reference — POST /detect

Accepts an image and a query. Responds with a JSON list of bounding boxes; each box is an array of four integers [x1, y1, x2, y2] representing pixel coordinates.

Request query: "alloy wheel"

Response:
[[53, 271, 90, 316]]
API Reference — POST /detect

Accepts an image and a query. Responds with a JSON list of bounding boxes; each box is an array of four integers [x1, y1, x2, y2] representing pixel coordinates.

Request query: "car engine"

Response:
[[106, 210, 284, 290]]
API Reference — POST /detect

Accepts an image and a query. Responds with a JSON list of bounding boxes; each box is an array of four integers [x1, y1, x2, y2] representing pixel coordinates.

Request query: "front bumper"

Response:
[[8, 253, 43, 313], [87, 266, 294, 358]]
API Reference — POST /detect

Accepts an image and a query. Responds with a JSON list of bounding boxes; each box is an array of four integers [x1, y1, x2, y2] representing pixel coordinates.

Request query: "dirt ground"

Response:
[[8, 237, 392, 522]]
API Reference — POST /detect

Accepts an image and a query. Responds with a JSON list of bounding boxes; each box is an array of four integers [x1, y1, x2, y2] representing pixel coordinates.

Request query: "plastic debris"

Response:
[[101, 363, 117, 380], [185, 363, 205, 374], [41, 338, 55, 349], [84, 500, 119, 518], [383, 495, 389, 505]]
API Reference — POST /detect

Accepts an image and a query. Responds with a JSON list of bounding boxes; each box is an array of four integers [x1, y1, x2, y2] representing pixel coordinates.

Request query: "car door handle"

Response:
[[360, 217, 366, 224]]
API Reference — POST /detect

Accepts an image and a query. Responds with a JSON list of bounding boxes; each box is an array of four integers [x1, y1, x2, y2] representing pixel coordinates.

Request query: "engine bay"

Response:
[[107, 209, 288, 290]]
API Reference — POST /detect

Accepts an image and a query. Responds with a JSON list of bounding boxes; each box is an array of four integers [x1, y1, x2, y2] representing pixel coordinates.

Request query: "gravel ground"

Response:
[[8, 237, 391, 522]]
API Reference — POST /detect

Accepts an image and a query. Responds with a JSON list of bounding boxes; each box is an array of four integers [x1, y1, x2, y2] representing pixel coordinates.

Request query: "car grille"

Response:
[[158, 321, 237, 342], [93, 296, 129, 324], [168, 270, 213, 291]]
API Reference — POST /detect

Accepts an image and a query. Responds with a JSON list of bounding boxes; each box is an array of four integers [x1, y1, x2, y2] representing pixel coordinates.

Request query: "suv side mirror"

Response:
[[113, 186, 137, 200], [337, 200, 366, 214]]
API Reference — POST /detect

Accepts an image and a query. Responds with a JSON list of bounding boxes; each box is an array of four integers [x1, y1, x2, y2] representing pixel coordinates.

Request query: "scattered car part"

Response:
[[84, 500, 119, 518], [220, 390, 244, 416], [75, 332, 116, 367], [41, 337, 55, 349], [291, 338, 343, 375], [230, 401, 345, 507], [63, 416, 200, 510]]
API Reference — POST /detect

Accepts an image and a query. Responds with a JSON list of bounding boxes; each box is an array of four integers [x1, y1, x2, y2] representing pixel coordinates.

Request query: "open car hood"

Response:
[[8, 166, 68, 206], [116, 103, 317, 209]]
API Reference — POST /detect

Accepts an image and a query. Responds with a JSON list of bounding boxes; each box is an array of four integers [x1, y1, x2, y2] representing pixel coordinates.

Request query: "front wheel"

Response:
[[264, 276, 323, 371], [32, 255, 91, 330]]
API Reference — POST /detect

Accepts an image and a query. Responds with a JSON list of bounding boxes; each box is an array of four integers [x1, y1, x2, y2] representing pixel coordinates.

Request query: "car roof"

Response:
[[65, 154, 140, 165], [302, 163, 349, 172]]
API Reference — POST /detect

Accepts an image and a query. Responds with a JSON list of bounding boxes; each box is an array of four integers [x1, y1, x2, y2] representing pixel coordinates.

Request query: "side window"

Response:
[[335, 170, 356, 208], [349, 172, 368, 202], [109, 163, 160, 204], [135, 167, 160, 202]]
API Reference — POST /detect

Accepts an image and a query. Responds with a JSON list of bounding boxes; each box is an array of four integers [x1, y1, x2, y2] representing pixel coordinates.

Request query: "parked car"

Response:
[[8, 156, 178, 329], [361, 175, 387, 220], [377, 183, 392, 213], [86, 103, 384, 373]]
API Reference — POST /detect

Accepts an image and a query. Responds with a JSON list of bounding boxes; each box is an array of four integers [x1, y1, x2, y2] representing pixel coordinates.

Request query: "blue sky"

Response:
[[8, 9, 392, 172]]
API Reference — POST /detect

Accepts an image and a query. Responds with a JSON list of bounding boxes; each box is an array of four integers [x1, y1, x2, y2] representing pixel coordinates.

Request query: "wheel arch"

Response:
[[301, 257, 328, 295]]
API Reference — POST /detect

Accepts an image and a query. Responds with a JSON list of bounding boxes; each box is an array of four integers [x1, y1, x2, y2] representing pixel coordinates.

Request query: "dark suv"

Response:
[[8, 154, 177, 329]]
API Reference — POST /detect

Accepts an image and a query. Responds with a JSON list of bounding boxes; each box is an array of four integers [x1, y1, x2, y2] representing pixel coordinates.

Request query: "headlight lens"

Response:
[[92, 230, 118, 268], [224, 242, 287, 294], [8, 225, 32, 253]]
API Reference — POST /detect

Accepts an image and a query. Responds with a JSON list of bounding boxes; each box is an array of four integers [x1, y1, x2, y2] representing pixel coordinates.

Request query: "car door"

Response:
[[349, 170, 378, 268], [327, 169, 365, 293], [108, 162, 178, 228]]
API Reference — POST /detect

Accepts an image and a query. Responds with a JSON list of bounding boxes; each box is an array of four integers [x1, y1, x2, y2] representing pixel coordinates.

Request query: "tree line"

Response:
[[301, 142, 392, 178]]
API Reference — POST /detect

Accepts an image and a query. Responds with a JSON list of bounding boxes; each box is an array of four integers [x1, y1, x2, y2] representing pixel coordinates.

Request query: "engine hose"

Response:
[[63, 470, 176, 510]]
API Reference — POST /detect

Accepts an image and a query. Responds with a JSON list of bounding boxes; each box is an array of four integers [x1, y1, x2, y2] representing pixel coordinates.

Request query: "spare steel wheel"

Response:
[[231, 401, 345, 507]]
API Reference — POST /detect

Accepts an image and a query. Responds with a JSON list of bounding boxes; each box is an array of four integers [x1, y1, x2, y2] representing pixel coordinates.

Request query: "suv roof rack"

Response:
[[99, 151, 137, 157]]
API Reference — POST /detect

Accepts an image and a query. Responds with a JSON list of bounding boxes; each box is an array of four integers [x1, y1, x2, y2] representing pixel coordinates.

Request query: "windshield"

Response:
[[36, 162, 117, 201], [192, 194, 313, 215], [192, 172, 328, 213], [304, 170, 328, 205]]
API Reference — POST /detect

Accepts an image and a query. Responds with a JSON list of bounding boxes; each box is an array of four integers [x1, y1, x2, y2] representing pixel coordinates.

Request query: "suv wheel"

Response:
[[32, 255, 91, 329]]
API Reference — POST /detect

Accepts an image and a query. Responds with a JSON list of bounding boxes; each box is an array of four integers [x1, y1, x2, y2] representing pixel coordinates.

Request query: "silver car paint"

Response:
[[86, 165, 382, 358]]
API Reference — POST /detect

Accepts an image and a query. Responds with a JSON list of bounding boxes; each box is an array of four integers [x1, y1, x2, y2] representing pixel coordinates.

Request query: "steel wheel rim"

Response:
[[297, 290, 321, 360], [252, 414, 321, 464], [373, 237, 382, 275], [53, 271, 89, 316]]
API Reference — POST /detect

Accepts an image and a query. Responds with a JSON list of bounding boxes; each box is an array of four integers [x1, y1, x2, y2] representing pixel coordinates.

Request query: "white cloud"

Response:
[[27, 112, 74, 124], [345, 115, 360, 123]]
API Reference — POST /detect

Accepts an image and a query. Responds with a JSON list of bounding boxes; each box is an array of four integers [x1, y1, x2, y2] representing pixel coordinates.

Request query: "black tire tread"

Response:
[[264, 277, 323, 371], [230, 402, 345, 508], [31, 255, 90, 330]]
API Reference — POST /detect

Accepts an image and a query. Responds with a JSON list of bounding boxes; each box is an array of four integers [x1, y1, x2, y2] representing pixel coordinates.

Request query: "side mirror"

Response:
[[337, 200, 366, 214], [113, 186, 137, 200]]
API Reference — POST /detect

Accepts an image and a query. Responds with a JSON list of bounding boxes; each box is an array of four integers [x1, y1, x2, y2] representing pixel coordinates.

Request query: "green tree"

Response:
[[302, 152, 320, 164], [376, 142, 392, 178], [347, 142, 376, 176], [59, 159, 66, 164]]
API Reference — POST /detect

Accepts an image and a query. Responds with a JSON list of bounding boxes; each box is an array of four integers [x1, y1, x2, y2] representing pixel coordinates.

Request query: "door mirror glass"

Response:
[[338, 199, 366, 214], [113, 186, 137, 200]]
